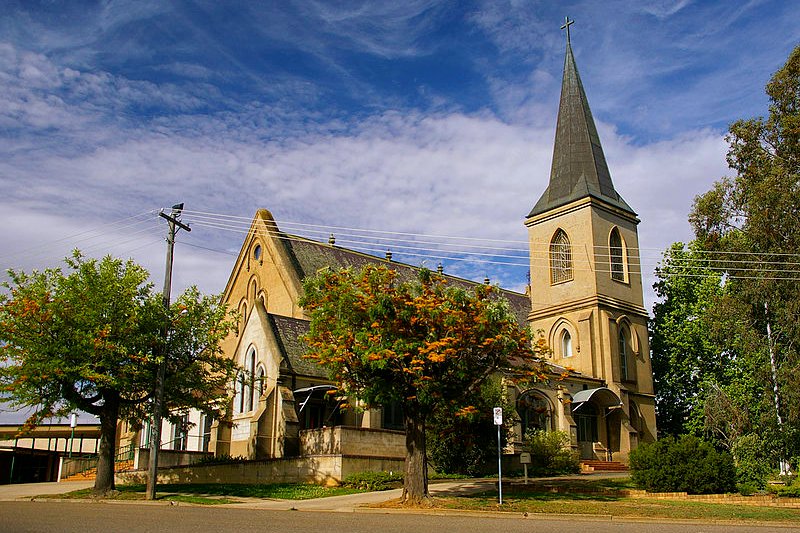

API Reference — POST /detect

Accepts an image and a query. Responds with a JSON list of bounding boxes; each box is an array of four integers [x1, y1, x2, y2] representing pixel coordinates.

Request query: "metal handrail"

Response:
[[60, 442, 137, 479]]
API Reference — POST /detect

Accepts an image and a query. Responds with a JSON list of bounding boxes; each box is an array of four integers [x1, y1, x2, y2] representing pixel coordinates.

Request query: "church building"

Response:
[[130, 27, 657, 469]]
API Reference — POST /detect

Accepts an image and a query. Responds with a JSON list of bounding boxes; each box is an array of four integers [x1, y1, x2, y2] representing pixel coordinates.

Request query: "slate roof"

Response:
[[528, 41, 635, 218], [268, 314, 327, 378], [279, 234, 531, 326]]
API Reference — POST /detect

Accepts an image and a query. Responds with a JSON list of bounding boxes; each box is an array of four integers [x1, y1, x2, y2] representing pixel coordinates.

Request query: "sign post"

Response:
[[493, 407, 503, 505], [69, 414, 77, 458]]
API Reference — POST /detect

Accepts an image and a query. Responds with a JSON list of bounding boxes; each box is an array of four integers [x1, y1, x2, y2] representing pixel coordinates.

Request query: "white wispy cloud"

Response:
[[1, 1, 795, 317]]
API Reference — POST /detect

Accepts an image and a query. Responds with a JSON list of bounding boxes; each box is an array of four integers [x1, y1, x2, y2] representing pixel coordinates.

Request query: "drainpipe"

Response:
[[605, 409, 612, 461]]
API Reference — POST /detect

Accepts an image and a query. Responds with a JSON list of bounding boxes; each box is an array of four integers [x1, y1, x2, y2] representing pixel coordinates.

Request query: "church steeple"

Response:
[[528, 25, 634, 218]]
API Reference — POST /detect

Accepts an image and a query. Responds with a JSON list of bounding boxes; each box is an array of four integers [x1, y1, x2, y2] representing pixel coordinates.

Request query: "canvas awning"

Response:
[[293, 385, 338, 413], [571, 387, 622, 412]]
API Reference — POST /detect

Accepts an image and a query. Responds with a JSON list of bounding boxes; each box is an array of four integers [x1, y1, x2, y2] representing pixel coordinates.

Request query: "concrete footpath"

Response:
[[230, 478, 498, 511], [0, 480, 94, 500]]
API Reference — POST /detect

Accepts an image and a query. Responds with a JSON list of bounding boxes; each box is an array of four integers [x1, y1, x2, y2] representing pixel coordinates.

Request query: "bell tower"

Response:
[[525, 19, 656, 460]]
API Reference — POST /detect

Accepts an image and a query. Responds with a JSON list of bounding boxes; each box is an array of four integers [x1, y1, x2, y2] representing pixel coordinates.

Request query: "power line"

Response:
[[7, 206, 800, 284], [0, 211, 161, 267], [183, 216, 800, 277], [178, 216, 800, 281], [178, 208, 800, 261]]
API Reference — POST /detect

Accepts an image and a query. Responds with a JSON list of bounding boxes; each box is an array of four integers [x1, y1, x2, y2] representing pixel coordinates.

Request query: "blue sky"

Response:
[[1, 0, 799, 316]]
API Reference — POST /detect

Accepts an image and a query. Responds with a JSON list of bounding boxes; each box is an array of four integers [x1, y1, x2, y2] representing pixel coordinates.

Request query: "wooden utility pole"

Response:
[[146, 203, 190, 500]]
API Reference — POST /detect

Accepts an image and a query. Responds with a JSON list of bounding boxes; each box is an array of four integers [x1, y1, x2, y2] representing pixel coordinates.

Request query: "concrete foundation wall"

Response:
[[134, 448, 212, 470], [117, 454, 404, 486], [117, 427, 407, 486]]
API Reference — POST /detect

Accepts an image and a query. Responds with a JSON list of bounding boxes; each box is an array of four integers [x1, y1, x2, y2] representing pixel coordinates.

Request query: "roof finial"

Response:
[[561, 16, 574, 44]]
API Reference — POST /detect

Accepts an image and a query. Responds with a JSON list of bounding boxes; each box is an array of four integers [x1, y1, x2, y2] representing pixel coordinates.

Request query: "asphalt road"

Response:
[[1, 502, 798, 533]]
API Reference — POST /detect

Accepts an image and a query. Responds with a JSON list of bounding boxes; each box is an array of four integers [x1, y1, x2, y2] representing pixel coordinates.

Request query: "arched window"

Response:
[[629, 400, 642, 434], [256, 365, 266, 399], [561, 329, 573, 358], [609, 228, 626, 281], [619, 326, 629, 381], [246, 346, 257, 412], [550, 229, 573, 284], [517, 391, 553, 437], [234, 372, 244, 414]]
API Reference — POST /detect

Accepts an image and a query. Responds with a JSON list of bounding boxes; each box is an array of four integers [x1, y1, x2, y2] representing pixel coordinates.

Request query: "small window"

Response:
[[140, 420, 151, 447], [172, 413, 189, 451], [253, 244, 262, 261], [609, 228, 626, 282], [550, 229, 573, 284], [256, 366, 266, 398], [382, 402, 405, 431], [200, 414, 213, 452], [561, 330, 573, 358]]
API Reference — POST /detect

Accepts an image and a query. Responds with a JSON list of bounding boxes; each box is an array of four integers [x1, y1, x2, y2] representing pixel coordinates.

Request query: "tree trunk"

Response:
[[402, 413, 429, 505], [94, 394, 119, 494]]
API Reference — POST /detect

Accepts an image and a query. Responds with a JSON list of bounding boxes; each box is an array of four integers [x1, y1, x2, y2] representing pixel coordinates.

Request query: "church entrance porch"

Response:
[[571, 387, 622, 461]]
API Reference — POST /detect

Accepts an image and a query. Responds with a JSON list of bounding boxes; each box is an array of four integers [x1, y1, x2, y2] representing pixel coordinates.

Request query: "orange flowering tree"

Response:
[[299, 265, 547, 504], [0, 251, 236, 493]]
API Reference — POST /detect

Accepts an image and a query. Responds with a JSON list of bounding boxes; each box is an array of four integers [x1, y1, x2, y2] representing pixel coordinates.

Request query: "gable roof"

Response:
[[528, 41, 635, 218]]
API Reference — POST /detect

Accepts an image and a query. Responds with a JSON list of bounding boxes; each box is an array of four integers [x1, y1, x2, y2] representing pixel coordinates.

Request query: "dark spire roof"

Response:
[[528, 41, 635, 218]]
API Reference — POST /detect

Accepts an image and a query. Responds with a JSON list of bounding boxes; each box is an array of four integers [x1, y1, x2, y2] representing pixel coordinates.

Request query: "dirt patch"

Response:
[[371, 497, 440, 509]]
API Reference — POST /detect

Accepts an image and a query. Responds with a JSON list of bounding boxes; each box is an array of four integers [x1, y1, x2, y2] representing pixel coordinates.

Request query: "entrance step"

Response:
[[62, 459, 136, 482], [580, 460, 628, 472]]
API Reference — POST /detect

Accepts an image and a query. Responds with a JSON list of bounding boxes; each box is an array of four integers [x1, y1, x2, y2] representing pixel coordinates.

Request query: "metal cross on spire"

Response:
[[561, 16, 574, 44]]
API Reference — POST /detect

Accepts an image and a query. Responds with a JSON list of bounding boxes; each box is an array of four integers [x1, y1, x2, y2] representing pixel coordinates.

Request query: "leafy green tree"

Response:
[[731, 433, 773, 494], [686, 44, 800, 467], [0, 252, 237, 494], [299, 265, 546, 504], [650, 242, 726, 436]]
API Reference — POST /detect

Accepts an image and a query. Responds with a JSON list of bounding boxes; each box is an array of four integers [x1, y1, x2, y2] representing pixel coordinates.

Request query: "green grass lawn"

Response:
[[40, 482, 366, 504], [433, 477, 800, 523]]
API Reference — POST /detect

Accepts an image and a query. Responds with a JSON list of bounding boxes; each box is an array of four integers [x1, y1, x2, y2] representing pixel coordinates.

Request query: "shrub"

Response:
[[732, 433, 772, 494], [774, 475, 800, 498], [194, 454, 246, 465], [341, 471, 402, 491], [524, 430, 580, 476], [629, 435, 736, 494]]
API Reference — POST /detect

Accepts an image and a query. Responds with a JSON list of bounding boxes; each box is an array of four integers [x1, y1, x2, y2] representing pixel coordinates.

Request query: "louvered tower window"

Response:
[[550, 229, 573, 284], [609, 228, 625, 281]]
